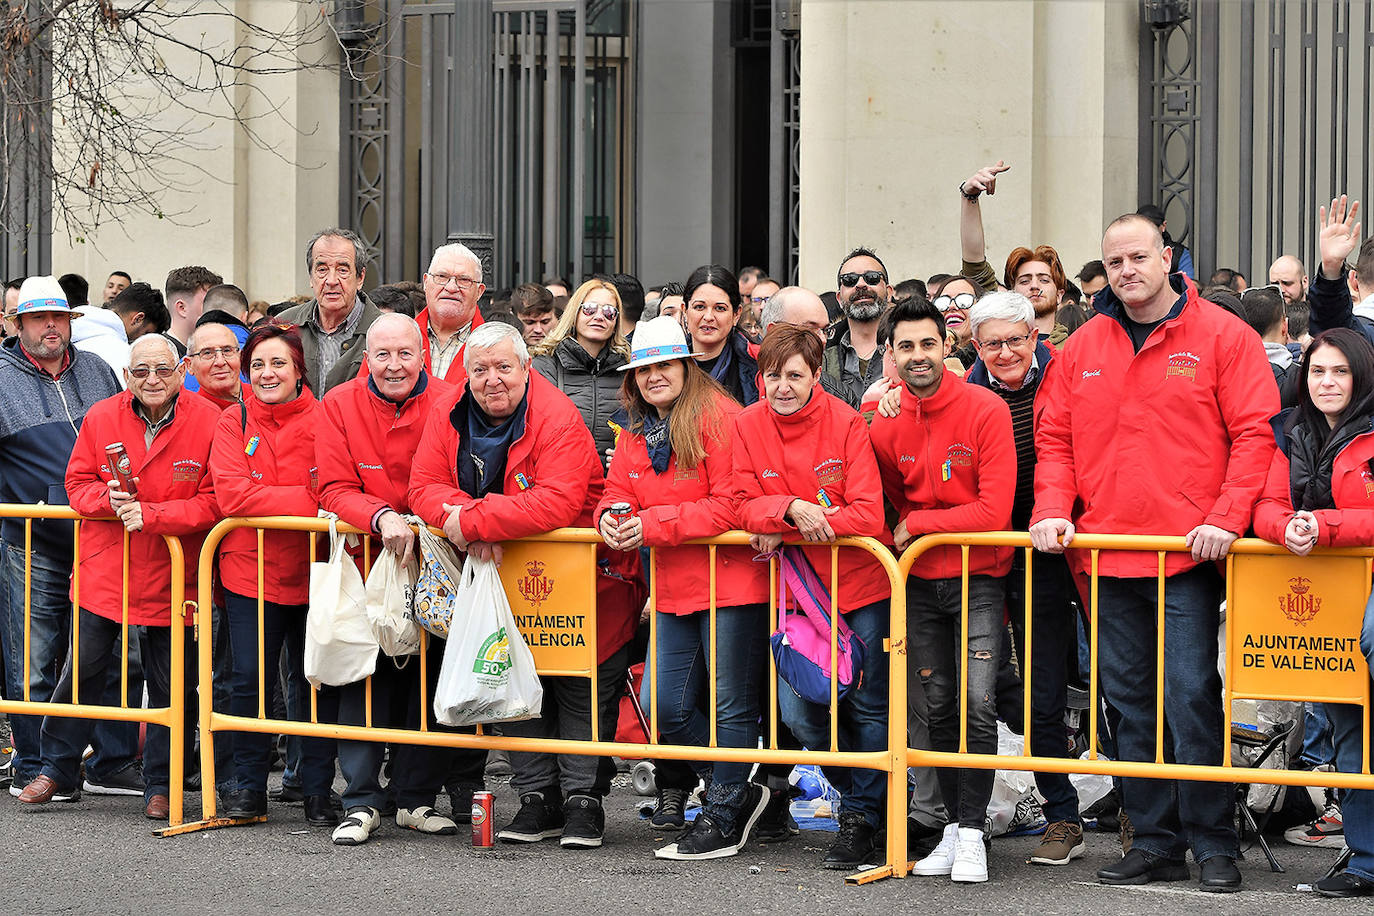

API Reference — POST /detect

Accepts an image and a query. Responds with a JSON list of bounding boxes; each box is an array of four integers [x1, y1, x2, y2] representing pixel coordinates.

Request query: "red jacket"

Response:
[[210, 393, 321, 604], [317, 372, 457, 532], [1032, 279, 1278, 576], [870, 374, 1016, 578], [65, 391, 221, 626], [408, 370, 638, 661], [733, 390, 889, 612], [195, 382, 249, 413], [1254, 425, 1374, 546], [598, 393, 768, 614]]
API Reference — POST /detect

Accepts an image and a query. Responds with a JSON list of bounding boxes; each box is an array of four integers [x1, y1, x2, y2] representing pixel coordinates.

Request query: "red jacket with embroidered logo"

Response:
[[210, 392, 321, 605], [733, 389, 889, 612], [869, 373, 1016, 579], [408, 370, 639, 662], [65, 390, 221, 626], [317, 372, 457, 531], [1032, 278, 1278, 577], [1254, 425, 1374, 546], [597, 393, 768, 615]]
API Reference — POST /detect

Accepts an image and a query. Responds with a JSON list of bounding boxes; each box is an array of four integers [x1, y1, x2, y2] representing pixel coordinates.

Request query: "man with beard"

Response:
[[823, 247, 891, 408], [1004, 246, 1070, 345]]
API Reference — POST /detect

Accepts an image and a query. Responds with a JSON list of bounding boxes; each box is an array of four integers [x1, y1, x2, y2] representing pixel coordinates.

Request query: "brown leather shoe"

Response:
[[144, 793, 170, 820], [17, 774, 61, 805]]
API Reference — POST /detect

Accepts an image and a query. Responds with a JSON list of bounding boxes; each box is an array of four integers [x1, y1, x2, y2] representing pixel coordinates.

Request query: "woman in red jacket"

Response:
[[1254, 328, 1374, 898], [596, 316, 770, 861], [732, 324, 889, 869], [209, 323, 335, 825]]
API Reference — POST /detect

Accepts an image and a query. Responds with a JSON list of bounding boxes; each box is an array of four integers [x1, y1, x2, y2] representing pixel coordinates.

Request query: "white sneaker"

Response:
[[397, 805, 458, 835], [950, 827, 989, 883], [912, 823, 960, 876], [332, 806, 380, 846]]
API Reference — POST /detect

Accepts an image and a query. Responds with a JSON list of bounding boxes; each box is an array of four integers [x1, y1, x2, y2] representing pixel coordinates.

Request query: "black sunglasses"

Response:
[[838, 270, 886, 288]]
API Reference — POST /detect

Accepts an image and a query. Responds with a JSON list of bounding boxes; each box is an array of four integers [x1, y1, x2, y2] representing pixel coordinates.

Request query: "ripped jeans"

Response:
[[907, 574, 1004, 830]]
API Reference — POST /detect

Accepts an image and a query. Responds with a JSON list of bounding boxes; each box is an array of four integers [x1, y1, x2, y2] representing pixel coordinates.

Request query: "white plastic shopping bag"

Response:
[[365, 546, 422, 658], [305, 515, 379, 688], [413, 524, 465, 637], [434, 555, 543, 726]]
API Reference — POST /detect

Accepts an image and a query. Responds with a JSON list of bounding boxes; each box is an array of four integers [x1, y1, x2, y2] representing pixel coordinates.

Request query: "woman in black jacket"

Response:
[[683, 265, 759, 405], [531, 278, 631, 467]]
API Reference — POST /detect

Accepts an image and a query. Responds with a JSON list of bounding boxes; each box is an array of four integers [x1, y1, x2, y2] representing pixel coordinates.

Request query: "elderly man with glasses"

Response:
[[411, 243, 487, 387], [186, 322, 247, 410], [277, 227, 381, 394]]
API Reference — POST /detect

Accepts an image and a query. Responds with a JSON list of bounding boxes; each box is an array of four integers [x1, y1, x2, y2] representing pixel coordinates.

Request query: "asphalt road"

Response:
[[0, 773, 1354, 915]]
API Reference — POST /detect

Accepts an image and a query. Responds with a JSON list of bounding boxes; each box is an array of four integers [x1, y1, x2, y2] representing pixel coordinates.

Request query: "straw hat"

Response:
[[619, 316, 707, 372], [16, 276, 75, 316]]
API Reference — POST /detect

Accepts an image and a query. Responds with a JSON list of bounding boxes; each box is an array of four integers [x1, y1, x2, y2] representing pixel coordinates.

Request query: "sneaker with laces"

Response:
[[83, 761, 144, 797], [1029, 820, 1085, 865], [649, 787, 687, 830], [912, 823, 959, 876], [397, 805, 457, 835], [823, 811, 878, 869], [950, 827, 989, 883], [1284, 802, 1343, 848], [560, 794, 605, 849], [332, 806, 381, 845], [498, 789, 564, 843], [654, 812, 739, 860]]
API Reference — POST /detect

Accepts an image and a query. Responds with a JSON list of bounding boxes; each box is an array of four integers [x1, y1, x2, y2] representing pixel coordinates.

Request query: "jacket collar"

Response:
[[367, 369, 430, 407], [966, 337, 1054, 390], [898, 367, 963, 417], [247, 389, 315, 427], [1094, 272, 1194, 333]]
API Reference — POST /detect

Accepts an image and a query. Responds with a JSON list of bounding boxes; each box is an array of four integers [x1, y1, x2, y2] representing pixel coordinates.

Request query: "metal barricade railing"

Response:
[[173, 516, 912, 881], [0, 504, 188, 827], [898, 532, 1374, 796]]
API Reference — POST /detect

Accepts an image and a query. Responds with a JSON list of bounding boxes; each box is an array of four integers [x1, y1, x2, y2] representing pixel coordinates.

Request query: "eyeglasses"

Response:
[[838, 270, 886, 288], [128, 366, 178, 379], [976, 332, 1033, 352], [750, 295, 773, 305], [579, 302, 619, 319], [934, 292, 976, 312], [428, 272, 481, 291], [192, 345, 239, 361]]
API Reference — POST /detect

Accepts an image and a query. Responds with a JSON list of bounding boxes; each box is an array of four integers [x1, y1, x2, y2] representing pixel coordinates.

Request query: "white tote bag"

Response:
[[365, 548, 422, 658], [434, 555, 543, 726], [304, 515, 379, 688]]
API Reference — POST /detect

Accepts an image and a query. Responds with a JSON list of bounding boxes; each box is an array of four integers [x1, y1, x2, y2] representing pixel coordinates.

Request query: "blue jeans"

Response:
[[1004, 550, 1081, 824], [1301, 703, 1335, 768], [1331, 589, 1374, 881], [223, 589, 337, 795], [1095, 564, 1237, 863], [653, 604, 768, 792], [4, 545, 140, 783], [908, 574, 1004, 830], [778, 599, 889, 827]]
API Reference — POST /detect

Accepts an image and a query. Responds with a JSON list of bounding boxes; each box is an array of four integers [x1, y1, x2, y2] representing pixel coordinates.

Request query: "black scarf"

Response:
[[459, 397, 527, 497], [643, 410, 672, 474]]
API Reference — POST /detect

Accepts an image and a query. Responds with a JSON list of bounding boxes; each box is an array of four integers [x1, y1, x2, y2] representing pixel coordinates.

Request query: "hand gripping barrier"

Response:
[[0, 504, 189, 828], [167, 516, 913, 882], [897, 532, 1374, 834]]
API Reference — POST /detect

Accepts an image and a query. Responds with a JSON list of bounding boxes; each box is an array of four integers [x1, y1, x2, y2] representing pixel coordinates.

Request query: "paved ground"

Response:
[[0, 772, 1353, 915]]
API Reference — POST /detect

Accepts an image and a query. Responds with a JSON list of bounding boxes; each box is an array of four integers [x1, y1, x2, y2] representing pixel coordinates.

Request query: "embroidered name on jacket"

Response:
[[1166, 351, 1201, 380]]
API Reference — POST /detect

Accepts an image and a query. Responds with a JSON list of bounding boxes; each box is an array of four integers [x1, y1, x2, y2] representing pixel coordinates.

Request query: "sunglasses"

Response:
[[934, 292, 976, 312], [838, 270, 886, 288], [580, 302, 619, 319], [1239, 283, 1283, 300], [128, 366, 177, 379]]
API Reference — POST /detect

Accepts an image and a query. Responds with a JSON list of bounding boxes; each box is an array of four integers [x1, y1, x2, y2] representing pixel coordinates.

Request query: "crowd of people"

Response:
[[0, 162, 1372, 897]]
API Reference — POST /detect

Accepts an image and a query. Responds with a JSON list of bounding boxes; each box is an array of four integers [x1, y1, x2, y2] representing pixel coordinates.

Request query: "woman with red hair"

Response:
[[209, 323, 336, 825]]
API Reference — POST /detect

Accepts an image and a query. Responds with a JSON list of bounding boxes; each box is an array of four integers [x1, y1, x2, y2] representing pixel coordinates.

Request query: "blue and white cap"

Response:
[[619, 315, 706, 372], [16, 276, 74, 316]]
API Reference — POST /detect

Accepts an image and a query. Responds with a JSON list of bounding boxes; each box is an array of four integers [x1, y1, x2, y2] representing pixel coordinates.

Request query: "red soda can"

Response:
[[105, 442, 138, 497], [607, 501, 633, 528], [471, 791, 494, 847]]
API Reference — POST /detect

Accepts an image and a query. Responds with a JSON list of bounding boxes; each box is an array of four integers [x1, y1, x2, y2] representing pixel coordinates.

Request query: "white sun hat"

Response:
[[16, 275, 75, 316], [619, 315, 707, 372]]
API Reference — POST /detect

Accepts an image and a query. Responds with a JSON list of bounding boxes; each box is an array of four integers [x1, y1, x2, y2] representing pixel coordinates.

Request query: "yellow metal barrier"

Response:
[[172, 516, 911, 882], [0, 504, 188, 827], [898, 532, 1374, 795]]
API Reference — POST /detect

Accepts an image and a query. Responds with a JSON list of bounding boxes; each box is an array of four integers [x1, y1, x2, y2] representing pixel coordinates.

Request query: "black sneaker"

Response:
[[654, 811, 741, 860], [649, 787, 687, 830], [83, 761, 145, 797], [448, 787, 473, 824], [498, 789, 564, 843], [1317, 871, 1374, 898], [824, 812, 878, 869], [753, 785, 799, 844], [907, 817, 945, 859], [560, 794, 605, 849], [733, 782, 772, 846]]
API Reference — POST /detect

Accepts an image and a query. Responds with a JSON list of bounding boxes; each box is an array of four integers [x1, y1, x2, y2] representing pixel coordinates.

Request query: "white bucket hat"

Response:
[[16, 276, 75, 316], [619, 315, 706, 372]]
